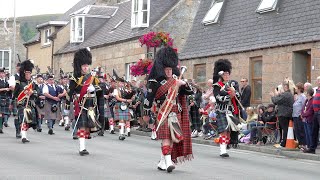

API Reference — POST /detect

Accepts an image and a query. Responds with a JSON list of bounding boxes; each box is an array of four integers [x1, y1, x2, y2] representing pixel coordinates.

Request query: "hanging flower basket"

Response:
[[139, 31, 174, 48], [130, 58, 153, 77]]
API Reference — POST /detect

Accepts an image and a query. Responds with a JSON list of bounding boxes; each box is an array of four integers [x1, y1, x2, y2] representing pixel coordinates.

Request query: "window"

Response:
[[193, 64, 206, 87], [250, 57, 262, 104], [131, 0, 150, 28], [202, 0, 224, 25], [43, 28, 51, 45], [70, 16, 85, 43], [0, 50, 11, 70], [256, 0, 278, 13], [125, 63, 135, 81]]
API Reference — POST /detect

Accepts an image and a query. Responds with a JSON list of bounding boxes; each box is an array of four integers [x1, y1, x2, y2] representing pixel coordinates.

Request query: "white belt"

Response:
[[76, 94, 96, 98]]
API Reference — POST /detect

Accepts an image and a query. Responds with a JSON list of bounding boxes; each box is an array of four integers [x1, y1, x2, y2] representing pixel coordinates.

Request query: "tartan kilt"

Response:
[[44, 102, 60, 120], [156, 105, 181, 140], [113, 102, 130, 121], [104, 103, 112, 118], [36, 105, 45, 116], [60, 100, 68, 116], [12, 99, 18, 116], [17, 104, 37, 127], [0, 98, 10, 115], [216, 112, 229, 134]]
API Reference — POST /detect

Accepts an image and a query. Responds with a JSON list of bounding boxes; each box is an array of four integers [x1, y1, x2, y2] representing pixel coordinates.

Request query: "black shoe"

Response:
[[48, 129, 54, 135], [127, 132, 130, 137], [143, 128, 152, 132], [167, 165, 175, 173], [73, 136, 78, 140], [37, 129, 42, 132], [22, 138, 30, 143], [136, 127, 143, 131], [98, 131, 104, 136], [79, 149, 89, 156], [220, 153, 230, 158], [4, 122, 8, 127], [88, 135, 92, 139], [65, 126, 70, 131], [0, 129, 3, 134], [110, 130, 115, 134], [119, 135, 125, 140], [304, 149, 316, 154]]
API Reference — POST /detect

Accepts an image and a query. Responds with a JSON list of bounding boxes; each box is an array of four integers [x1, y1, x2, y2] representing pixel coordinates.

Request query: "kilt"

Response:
[[189, 106, 201, 131], [17, 104, 37, 127], [216, 112, 229, 134], [156, 105, 181, 140], [113, 102, 130, 121], [36, 105, 45, 116], [12, 99, 18, 116], [44, 102, 60, 120], [60, 100, 68, 116], [104, 103, 113, 118], [0, 98, 10, 115], [75, 98, 97, 129]]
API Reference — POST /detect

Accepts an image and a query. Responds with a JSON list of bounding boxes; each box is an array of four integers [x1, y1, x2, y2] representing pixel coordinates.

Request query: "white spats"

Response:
[[220, 144, 227, 155], [157, 154, 166, 171], [79, 138, 86, 151], [21, 130, 27, 139], [119, 123, 125, 135], [164, 155, 175, 173]]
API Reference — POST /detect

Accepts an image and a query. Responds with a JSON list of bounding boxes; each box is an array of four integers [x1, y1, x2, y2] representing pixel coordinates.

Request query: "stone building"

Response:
[[180, 0, 320, 105], [0, 19, 26, 74], [25, 0, 200, 79]]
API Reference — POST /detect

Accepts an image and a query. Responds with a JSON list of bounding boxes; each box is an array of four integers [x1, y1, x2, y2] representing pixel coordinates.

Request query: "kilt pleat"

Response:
[[113, 102, 130, 121], [0, 98, 10, 115], [216, 112, 228, 133]]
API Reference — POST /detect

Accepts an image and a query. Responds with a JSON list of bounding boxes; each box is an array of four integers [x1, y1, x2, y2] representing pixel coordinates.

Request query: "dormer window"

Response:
[[131, 0, 150, 28], [256, 0, 279, 13], [43, 28, 51, 45], [202, 0, 224, 25], [70, 16, 85, 43]]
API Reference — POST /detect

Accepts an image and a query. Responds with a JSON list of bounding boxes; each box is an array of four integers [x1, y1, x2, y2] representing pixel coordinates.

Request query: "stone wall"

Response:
[[0, 20, 26, 73], [181, 42, 320, 105]]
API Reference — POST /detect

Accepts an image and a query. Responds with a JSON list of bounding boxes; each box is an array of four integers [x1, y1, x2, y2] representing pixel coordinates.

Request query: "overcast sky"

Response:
[[0, 0, 81, 18]]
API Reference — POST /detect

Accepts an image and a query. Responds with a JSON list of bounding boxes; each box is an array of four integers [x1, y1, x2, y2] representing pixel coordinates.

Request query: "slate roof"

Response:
[[80, 5, 118, 16], [57, 0, 97, 21], [179, 0, 320, 60], [56, 0, 179, 54], [24, 0, 97, 45]]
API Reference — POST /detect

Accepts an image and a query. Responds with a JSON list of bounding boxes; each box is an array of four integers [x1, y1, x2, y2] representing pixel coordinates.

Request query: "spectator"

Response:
[[301, 88, 314, 152], [240, 78, 251, 119], [245, 107, 259, 129], [188, 86, 203, 138], [247, 104, 277, 145], [292, 82, 306, 148], [307, 76, 320, 154], [201, 79, 213, 107], [271, 81, 294, 148]]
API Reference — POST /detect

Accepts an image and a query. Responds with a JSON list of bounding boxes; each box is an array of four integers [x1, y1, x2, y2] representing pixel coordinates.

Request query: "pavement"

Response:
[[1, 121, 320, 180], [129, 127, 320, 161]]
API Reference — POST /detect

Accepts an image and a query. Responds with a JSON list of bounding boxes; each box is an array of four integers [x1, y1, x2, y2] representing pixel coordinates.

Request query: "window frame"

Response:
[[0, 50, 11, 71], [256, 0, 278, 14], [70, 16, 85, 43], [193, 63, 207, 88], [125, 62, 135, 82], [131, 0, 150, 28], [43, 28, 51, 45], [250, 57, 263, 104], [202, 0, 224, 25]]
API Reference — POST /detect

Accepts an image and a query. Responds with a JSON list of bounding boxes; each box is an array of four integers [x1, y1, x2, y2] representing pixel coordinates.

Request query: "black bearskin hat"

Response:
[[213, 59, 232, 83], [148, 46, 180, 80], [73, 48, 92, 78], [19, 59, 34, 81]]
